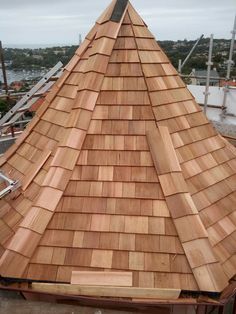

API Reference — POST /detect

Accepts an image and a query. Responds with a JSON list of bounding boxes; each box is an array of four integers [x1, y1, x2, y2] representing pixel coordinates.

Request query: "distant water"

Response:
[[0, 69, 47, 84], [5, 44, 74, 49]]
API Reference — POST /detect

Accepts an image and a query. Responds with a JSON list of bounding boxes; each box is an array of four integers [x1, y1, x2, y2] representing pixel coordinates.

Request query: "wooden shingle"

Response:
[[0, 0, 234, 297]]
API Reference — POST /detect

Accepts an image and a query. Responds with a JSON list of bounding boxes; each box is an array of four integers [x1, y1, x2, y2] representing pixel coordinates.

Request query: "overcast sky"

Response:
[[0, 0, 235, 47]]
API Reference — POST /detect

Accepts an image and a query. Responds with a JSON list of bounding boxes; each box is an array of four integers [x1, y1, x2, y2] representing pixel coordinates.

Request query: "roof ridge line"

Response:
[[126, 8, 229, 291], [146, 125, 229, 293], [0, 38, 91, 169]]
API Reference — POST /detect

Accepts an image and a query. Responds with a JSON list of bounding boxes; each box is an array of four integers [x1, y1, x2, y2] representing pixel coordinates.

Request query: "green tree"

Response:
[[213, 54, 224, 63], [0, 99, 8, 116]]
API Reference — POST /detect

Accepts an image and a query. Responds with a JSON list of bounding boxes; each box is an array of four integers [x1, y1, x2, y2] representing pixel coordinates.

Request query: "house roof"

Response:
[[220, 80, 236, 87], [0, 0, 235, 299], [194, 69, 220, 84]]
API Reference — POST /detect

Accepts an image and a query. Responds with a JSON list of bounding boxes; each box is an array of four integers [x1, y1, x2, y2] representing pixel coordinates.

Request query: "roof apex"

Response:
[[110, 0, 129, 22], [0, 0, 235, 297]]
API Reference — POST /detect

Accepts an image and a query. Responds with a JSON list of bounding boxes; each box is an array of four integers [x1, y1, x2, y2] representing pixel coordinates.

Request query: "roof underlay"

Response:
[[0, 0, 235, 298]]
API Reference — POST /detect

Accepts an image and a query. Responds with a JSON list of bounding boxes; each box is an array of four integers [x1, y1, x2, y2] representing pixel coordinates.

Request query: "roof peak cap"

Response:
[[110, 0, 129, 22]]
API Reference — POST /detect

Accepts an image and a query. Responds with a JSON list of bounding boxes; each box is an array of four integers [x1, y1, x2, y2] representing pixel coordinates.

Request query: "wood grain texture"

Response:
[[147, 127, 181, 175], [21, 150, 51, 191], [32, 283, 181, 300], [71, 271, 133, 287], [0, 0, 234, 296]]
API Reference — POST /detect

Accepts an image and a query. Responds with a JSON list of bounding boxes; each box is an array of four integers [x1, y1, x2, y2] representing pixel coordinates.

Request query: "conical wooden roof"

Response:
[[0, 0, 235, 297]]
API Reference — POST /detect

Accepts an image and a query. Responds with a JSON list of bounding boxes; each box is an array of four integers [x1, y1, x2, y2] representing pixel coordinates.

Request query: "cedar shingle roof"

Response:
[[0, 0, 235, 297]]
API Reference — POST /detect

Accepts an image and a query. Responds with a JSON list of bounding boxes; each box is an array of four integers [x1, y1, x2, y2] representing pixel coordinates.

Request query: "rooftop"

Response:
[[0, 0, 235, 306]]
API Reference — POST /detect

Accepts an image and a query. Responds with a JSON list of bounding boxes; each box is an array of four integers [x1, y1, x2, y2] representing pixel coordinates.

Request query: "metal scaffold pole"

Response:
[[0, 40, 13, 135], [178, 34, 204, 74], [0, 41, 9, 98], [204, 34, 214, 115], [226, 15, 236, 80], [178, 59, 182, 73], [221, 15, 236, 119]]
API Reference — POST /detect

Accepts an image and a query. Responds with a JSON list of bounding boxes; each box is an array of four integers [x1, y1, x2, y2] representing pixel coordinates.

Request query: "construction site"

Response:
[[0, 0, 236, 313]]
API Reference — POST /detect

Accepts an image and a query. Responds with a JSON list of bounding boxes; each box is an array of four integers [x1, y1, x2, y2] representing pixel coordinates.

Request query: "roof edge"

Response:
[[147, 125, 229, 293]]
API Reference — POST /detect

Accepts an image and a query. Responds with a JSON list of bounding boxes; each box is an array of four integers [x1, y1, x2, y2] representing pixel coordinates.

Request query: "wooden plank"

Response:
[[21, 150, 51, 191], [90, 250, 113, 268], [32, 283, 181, 300], [127, 4, 145, 26], [146, 125, 229, 292], [96, 0, 116, 24], [71, 271, 132, 287], [192, 264, 228, 292], [146, 126, 181, 175], [159, 173, 188, 196]]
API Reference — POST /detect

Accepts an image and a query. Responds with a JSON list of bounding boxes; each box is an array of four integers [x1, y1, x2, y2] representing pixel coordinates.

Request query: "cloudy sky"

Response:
[[0, 0, 235, 47]]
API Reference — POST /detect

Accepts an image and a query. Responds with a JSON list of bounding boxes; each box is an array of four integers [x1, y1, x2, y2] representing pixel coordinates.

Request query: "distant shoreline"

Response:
[[4, 44, 76, 49], [0, 69, 47, 84], [4, 38, 231, 49], [1, 39, 235, 78]]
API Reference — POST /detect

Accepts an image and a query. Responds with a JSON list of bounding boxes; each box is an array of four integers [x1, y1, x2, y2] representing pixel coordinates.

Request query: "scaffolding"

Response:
[[0, 170, 21, 199], [178, 15, 236, 119], [203, 34, 214, 115], [0, 61, 63, 136], [221, 14, 236, 120]]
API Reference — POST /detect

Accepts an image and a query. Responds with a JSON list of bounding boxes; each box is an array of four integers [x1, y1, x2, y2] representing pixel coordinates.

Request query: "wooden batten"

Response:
[[32, 283, 181, 300], [71, 271, 133, 287], [146, 127, 181, 175]]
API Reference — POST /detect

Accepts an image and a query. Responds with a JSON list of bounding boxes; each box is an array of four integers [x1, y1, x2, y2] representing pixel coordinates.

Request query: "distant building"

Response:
[[32, 55, 43, 61], [10, 81, 24, 92], [191, 68, 220, 86], [53, 48, 66, 55], [221, 51, 228, 57], [220, 79, 236, 87]]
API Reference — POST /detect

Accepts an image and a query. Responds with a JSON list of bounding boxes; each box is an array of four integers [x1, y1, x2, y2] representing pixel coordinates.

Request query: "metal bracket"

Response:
[[0, 171, 21, 199]]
